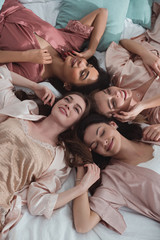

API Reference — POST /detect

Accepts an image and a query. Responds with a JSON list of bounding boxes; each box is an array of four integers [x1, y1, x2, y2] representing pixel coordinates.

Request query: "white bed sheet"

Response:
[[7, 169, 160, 240], [5, 1, 160, 239]]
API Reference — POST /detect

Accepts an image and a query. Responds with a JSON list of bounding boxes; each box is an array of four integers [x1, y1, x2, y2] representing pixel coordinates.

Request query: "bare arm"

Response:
[[73, 8, 108, 59], [73, 165, 101, 233], [114, 93, 160, 122], [120, 39, 160, 76], [0, 49, 52, 64], [10, 71, 55, 106], [28, 164, 100, 218]]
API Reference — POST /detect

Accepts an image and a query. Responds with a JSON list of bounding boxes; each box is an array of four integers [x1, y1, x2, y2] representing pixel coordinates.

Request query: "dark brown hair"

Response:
[[15, 89, 92, 167], [77, 113, 143, 169]]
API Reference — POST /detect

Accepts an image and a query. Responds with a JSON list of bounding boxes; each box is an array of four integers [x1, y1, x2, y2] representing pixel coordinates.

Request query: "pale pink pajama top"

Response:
[[106, 3, 160, 124]]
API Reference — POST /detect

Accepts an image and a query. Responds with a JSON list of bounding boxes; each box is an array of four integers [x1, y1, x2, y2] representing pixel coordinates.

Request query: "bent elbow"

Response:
[[99, 8, 108, 18], [75, 223, 91, 234]]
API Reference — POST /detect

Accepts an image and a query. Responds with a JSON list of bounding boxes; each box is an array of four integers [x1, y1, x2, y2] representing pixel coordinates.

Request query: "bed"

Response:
[[2, 0, 160, 239]]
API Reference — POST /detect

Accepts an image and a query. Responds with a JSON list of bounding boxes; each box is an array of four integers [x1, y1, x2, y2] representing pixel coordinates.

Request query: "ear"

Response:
[[108, 121, 118, 129], [64, 82, 72, 91], [88, 147, 92, 152]]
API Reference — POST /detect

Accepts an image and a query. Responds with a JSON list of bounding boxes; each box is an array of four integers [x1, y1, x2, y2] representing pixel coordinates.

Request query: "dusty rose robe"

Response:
[[106, 3, 160, 124], [0, 0, 93, 82]]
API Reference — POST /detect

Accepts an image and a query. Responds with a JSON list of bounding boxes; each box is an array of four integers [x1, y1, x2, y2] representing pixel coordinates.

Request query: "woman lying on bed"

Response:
[[91, 85, 160, 141], [73, 113, 160, 235], [0, 65, 100, 238], [0, 0, 109, 93], [102, 3, 160, 124]]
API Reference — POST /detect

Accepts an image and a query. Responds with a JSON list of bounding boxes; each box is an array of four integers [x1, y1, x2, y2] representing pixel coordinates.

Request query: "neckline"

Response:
[[19, 119, 56, 154]]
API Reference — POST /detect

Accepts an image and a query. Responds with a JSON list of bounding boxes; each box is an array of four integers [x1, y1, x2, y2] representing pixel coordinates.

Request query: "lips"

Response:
[[59, 106, 68, 116], [121, 90, 127, 100], [106, 138, 113, 151]]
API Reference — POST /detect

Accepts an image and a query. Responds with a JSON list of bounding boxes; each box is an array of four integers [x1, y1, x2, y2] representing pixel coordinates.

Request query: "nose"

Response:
[[100, 138, 108, 148], [115, 90, 121, 98], [78, 58, 86, 68]]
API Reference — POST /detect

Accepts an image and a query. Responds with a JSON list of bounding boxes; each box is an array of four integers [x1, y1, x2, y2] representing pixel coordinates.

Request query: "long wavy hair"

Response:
[[15, 90, 92, 167], [76, 113, 143, 194]]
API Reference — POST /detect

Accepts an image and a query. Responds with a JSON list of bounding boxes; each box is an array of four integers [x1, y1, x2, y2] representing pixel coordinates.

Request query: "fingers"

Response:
[[113, 112, 131, 122], [153, 61, 160, 76], [144, 63, 154, 77], [42, 49, 52, 64], [143, 126, 160, 141], [42, 89, 55, 106], [84, 163, 100, 179]]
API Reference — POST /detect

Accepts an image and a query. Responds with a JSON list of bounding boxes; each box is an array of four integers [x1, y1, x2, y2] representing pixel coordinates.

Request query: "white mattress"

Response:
[[4, 1, 160, 239]]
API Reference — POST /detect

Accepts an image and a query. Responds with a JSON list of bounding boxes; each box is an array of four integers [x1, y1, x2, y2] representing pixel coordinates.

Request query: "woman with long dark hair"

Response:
[[73, 113, 160, 234]]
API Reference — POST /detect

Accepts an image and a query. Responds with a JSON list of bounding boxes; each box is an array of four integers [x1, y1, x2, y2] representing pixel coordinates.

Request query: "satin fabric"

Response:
[[90, 154, 160, 234], [0, 65, 71, 239], [0, 0, 93, 82], [106, 3, 160, 124]]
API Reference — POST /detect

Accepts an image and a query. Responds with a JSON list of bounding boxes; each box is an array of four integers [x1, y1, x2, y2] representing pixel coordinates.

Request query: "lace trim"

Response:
[[65, 20, 94, 37], [19, 119, 56, 155]]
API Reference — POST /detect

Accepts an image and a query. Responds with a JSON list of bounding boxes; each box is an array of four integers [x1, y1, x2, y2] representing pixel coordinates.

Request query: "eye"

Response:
[[107, 88, 111, 95], [64, 97, 70, 102], [74, 106, 80, 114], [100, 129, 105, 137], [80, 70, 86, 78], [91, 142, 98, 151], [112, 100, 116, 109]]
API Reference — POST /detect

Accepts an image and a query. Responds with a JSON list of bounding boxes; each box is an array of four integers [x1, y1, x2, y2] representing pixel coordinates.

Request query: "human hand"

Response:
[[34, 84, 55, 106], [26, 49, 52, 64], [143, 124, 160, 142], [70, 48, 94, 60], [113, 103, 144, 122], [77, 164, 100, 191], [142, 50, 160, 77]]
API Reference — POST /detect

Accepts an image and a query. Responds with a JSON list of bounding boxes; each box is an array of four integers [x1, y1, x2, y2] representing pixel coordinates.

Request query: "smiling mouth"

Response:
[[59, 107, 67, 116], [121, 90, 127, 100], [106, 138, 113, 151]]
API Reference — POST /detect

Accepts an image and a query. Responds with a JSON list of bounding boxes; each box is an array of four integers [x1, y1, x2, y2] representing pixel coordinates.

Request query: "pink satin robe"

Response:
[[0, 65, 71, 239], [0, 0, 93, 82]]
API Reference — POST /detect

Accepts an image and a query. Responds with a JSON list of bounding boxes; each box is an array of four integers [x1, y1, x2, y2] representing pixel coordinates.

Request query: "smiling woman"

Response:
[[0, 0, 109, 92], [0, 65, 100, 238], [73, 113, 160, 234], [91, 78, 160, 125]]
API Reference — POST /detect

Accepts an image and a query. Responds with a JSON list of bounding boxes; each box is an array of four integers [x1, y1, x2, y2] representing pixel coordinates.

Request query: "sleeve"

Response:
[[0, 65, 21, 109], [105, 39, 152, 89], [27, 169, 60, 219], [89, 187, 127, 234], [27, 148, 71, 219]]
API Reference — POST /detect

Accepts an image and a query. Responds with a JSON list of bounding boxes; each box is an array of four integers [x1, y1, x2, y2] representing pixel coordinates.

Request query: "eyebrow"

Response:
[[96, 126, 101, 135], [103, 90, 112, 110]]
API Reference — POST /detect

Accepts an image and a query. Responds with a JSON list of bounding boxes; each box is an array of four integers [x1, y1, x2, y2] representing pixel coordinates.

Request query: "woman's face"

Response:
[[63, 56, 99, 87], [83, 122, 122, 157], [94, 86, 133, 117], [52, 94, 86, 128]]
